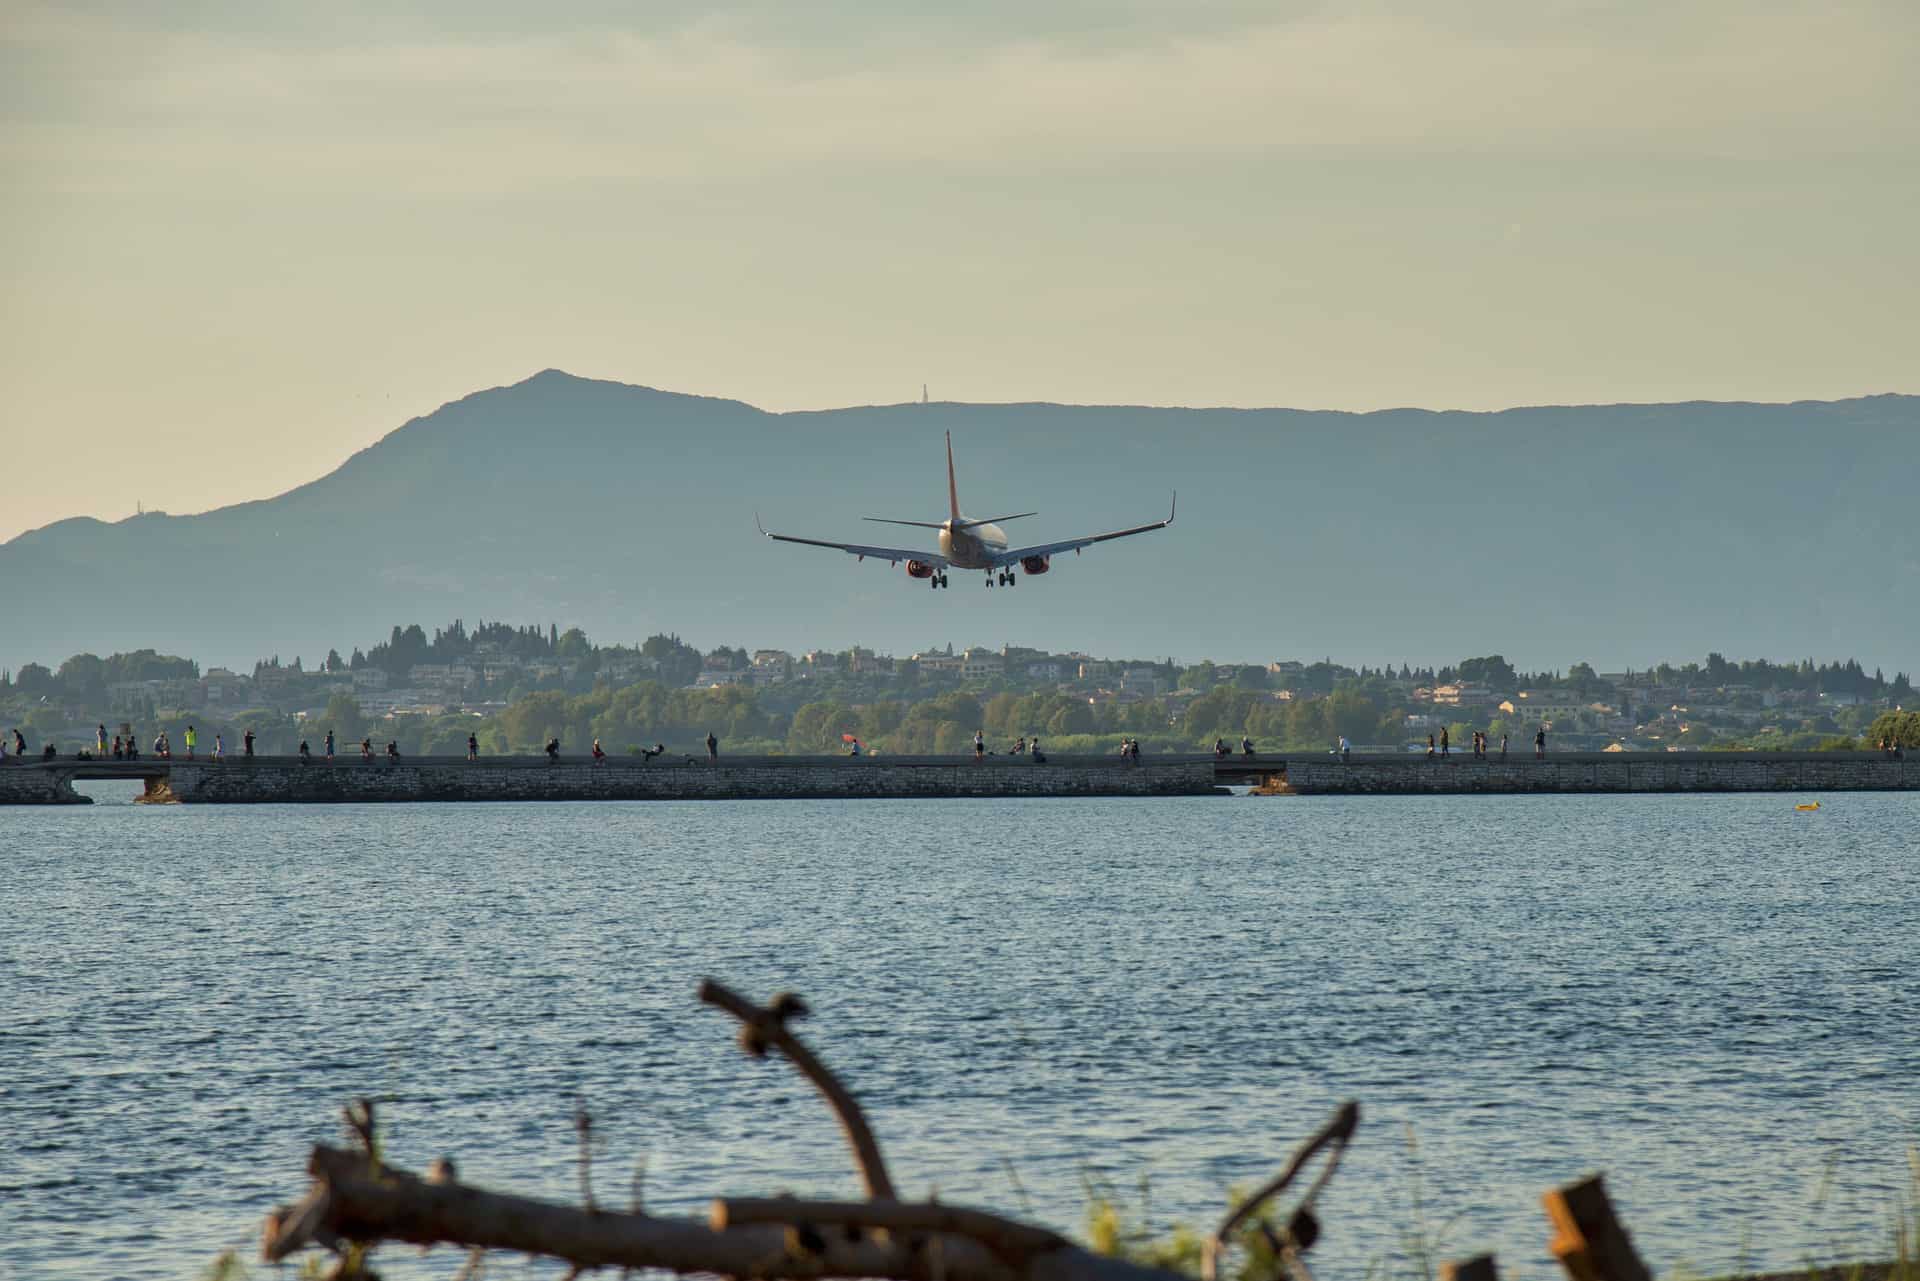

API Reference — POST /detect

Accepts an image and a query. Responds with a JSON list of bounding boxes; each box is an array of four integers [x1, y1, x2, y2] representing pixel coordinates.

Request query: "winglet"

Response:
[[755, 512, 768, 537], [946, 430, 961, 524], [1168, 490, 1177, 526]]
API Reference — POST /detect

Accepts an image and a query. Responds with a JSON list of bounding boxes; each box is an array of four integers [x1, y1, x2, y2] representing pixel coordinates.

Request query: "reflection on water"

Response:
[[4, 792, 1917, 1279]]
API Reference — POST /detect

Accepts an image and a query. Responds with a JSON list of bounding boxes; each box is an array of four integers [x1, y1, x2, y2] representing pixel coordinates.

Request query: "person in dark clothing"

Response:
[[1426, 733, 1435, 759], [361, 736, 373, 760], [1440, 727, 1450, 757], [705, 731, 718, 762], [467, 733, 478, 761], [298, 740, 311, 763], [1535, 728, 1547, 759], [13, 729, 25, 756], [641, 742, 665, 761], [386, 741, 400, 763], [324, 730, 335, 762], [113, 735, 124, 760], [243, 728, 255, 757], [1500, 733, 1509, 759], [546, 737, 561, 764]]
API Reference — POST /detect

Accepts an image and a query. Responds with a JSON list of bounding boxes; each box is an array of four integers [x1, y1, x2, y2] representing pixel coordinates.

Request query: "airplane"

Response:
[[756, 431, 1175, 589]]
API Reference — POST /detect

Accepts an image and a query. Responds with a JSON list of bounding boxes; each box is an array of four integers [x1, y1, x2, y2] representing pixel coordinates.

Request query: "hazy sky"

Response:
[[4, 1, 1916, 543]]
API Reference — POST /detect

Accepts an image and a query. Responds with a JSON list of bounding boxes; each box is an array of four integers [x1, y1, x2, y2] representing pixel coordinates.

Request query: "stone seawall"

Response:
[[155, 755, 1223, 803], [1269, 752, 1914, 794], [0, 765, 87, 804]]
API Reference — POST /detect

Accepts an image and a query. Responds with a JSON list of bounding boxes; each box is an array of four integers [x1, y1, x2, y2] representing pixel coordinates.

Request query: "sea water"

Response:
[[3, 789, 1916, 1279]]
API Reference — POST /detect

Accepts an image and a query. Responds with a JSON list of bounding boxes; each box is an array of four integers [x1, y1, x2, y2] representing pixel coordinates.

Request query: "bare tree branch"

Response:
[[264, 1146, 1188, 1281], [714, 1197, 1071, 1262], [699, 978, 898, 1201], [1203, 1102, 1360, 1281]]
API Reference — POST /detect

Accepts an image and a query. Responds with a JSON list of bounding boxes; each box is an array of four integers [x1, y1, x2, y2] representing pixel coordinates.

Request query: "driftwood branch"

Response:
[[1203, 1102, 1360, 1281], [715, 1196, 1072, 1262], [264, 1145, 1187, 1281], [699, 977, 899, 1200]]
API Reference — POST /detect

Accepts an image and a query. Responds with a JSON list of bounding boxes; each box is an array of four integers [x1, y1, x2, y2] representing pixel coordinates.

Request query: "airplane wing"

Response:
[[756, 517, 949, 567], [988, 492, 1176, 567]]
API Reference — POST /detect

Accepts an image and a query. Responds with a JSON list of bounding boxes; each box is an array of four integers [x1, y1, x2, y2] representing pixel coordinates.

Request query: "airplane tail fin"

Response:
[[946, 430, 962, 524]]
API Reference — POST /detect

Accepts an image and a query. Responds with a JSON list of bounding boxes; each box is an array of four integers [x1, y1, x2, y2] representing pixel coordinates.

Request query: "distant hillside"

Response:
[[4, 371, 1916, 674]]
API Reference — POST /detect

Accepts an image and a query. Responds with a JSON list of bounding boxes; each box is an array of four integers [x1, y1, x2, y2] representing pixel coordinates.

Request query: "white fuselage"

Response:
[[938, 520, 1008, 570]]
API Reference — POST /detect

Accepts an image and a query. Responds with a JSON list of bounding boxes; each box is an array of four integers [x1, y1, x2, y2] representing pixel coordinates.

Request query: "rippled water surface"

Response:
[[3, 789, 1917, 1280]]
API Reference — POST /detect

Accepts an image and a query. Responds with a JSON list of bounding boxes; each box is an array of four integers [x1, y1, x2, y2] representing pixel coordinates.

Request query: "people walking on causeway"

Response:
[[297, 740, 311, 763], [97, 725, 108, 756], [1500, 732, 1509, 759], [1214, 737, 1229, 759], [244, 728, 255, 758], [592, 738, 606, 765], [973, 730, 985, 761], [705, 731, 718, 762], [1012, 736, 1027, 755], [1440, 727, 1450, 758], [1242, 735, 1255, 757], [1030, 736, 1045, 764], [386, 740, 400, 763], [1535, 728, 1547, 759], [112, 734, 124, 761], [467, 733, 478, 761], [213, 733, 224, 762], [361, 736, 372, 761], [13, 728, 26, 757], [1426, 733, 1435, 759], [324, 730, 335, 762], [185, 724, 197, 760], [1339, 734, 1351, 763], [545, 737, 561, 764]]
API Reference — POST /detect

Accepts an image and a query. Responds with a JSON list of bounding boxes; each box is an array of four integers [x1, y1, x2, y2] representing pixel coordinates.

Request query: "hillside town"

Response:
[[2, 620, 1914, 759]]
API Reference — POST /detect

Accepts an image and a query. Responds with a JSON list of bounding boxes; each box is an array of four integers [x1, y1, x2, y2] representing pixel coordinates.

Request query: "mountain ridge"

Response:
[[5, 372, 1916, 674]]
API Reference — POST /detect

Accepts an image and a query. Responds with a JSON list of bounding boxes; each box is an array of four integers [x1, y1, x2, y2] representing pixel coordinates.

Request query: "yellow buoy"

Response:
[[1795, 802, 1821, 811]]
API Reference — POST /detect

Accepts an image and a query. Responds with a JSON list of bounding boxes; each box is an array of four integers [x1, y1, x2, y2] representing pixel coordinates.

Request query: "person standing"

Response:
[[112, 734, 124, 761], [361, 736, 373, 761], [298, 740, 311, 763], [243, 728, 255, 758], [591, 738, 606, 765], [973, 730, 985, 761], [705, 731, 718, 762], [467, 732, 478, 761], [185, 724, 197, 760], [12, 728, 25, 757], [97, 724, 108, 756], [1339, 734, 1351, 763], [1440, 727, 1449, 758], [1426, 733, 1435, 759], [1500, 732, 1509, 759], [324, 730, 335, 762], [1535, 727, 1546, 759], [213, 733, 224, 762]]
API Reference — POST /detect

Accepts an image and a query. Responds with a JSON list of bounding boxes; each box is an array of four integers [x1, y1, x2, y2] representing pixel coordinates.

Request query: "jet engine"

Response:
[[1021, 555, 1051, 575], [906, 560, 936, 579]]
